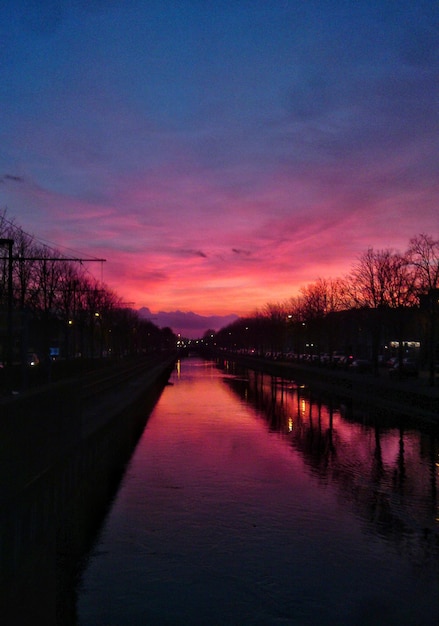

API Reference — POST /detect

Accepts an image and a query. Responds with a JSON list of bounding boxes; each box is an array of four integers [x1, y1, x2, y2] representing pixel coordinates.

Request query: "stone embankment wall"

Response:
[[0, 354, 176, 621]]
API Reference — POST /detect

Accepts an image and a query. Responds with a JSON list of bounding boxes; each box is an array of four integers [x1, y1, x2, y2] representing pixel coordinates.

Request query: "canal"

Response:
[[76, 356, 439, 625]]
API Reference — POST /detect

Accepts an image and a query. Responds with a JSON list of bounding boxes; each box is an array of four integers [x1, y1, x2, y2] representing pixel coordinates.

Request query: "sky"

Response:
[[1, 0, 438, 323]]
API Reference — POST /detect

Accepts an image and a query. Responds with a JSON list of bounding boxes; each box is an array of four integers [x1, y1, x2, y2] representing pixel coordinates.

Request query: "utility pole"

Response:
[[0, 238, 13, 367]]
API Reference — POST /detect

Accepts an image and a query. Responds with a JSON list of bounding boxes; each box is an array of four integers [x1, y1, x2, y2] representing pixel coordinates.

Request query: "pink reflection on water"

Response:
[[78, 357, 439, 625]]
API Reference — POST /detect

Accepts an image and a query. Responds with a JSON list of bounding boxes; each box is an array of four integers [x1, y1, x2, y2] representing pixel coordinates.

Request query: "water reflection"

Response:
[[77, 357, 439, 625], [220, 360, 439, 560]]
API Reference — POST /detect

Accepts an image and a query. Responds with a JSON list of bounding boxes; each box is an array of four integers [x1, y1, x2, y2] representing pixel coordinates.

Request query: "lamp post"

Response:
[[0, 238, 13, 368]]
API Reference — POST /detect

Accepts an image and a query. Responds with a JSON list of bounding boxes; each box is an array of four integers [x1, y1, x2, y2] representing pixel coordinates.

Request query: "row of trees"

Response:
[[210, 234, 439, 383], [0, 211, 174, 367]]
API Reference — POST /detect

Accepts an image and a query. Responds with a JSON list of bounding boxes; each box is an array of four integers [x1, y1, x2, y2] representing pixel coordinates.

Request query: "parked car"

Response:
[[349, 359, 373, 373], [389, 359, 418, 378], [338, 355, 354, 369], [385, 357, 399, 368], [331, 351, 346, 367]]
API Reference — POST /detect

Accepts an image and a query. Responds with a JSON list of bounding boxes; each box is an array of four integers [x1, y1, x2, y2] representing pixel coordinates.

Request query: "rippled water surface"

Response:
[[77, 357, 439, 625]]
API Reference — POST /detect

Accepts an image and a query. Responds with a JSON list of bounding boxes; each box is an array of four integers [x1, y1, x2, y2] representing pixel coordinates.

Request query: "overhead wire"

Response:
[[0, 212, 104, 262], [0, 211, 106, 282]]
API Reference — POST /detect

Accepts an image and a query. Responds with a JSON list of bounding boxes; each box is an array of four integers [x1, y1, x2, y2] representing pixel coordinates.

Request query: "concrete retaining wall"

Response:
[[0, 355, 176, 622]]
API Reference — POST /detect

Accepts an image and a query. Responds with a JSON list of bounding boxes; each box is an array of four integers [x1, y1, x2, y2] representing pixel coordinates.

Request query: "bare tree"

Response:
[[263, 301, 289, 355], [14, 227, 39, 310], [407, 233, 439, 294], [349, 247, 418, 372], [350, 248, 416, 308], [407, 234, 439, 385], [298, 277, 350, 358], [350, 248, 388, 308], [300, 277, 347, 318]]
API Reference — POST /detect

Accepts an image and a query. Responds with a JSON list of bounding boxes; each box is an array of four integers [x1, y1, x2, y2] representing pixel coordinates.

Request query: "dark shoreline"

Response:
[[209, 351, 439, 424]]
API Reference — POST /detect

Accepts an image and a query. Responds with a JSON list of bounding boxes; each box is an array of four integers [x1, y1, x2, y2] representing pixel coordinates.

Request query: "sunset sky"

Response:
[[1, 0, 438, 319]]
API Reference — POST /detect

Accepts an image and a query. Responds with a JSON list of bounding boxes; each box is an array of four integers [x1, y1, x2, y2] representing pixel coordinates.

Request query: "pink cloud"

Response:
[[3, 126, 437, 318]]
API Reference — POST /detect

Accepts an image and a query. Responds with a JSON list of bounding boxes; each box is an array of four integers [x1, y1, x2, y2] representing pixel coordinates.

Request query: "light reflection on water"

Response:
[[77, 357, 439, 625]]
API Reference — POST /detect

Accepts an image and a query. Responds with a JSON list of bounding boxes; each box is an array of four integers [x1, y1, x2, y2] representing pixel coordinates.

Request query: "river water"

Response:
[[76, 356, 439, 625]]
